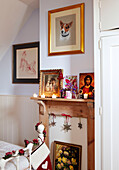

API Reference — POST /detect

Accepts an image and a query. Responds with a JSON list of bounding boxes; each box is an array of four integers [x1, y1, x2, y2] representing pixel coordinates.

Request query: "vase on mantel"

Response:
[[66, 90, 72, 99]]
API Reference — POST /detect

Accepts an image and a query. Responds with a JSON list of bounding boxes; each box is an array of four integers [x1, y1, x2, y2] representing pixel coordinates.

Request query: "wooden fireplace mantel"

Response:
[[31, 97, 95, 170]]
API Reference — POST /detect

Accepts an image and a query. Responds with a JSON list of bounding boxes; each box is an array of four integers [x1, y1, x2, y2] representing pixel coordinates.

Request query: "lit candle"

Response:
[[84, 93, 88, 99], [33, 93, 38, 98], [41, 94, 45, 98], [52, 94, 56, 98]]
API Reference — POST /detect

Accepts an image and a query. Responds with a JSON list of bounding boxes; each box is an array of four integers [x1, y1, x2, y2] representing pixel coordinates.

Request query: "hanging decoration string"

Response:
[[49, 113, 56, 127], [61, 113, 72, 123]]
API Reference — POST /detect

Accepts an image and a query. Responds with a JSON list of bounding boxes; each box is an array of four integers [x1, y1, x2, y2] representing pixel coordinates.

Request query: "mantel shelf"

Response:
[[30, 96, 94, 103]]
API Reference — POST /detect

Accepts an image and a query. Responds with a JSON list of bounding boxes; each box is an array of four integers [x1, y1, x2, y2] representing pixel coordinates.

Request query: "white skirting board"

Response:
[[0, 95, 39, 146]]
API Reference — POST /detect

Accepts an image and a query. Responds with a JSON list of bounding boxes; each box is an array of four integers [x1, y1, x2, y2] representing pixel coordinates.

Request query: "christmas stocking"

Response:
[[31, 142, 52, 170]]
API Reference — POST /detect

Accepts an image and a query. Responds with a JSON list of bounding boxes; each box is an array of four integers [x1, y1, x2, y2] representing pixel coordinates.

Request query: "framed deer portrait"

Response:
[[12, 42, 39, 83]]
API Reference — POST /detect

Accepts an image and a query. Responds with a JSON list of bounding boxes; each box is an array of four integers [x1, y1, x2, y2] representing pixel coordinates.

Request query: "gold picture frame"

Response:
[[54, 141, 82, 170], [48, 3, 85, 56], [39, 69, 63, 97]]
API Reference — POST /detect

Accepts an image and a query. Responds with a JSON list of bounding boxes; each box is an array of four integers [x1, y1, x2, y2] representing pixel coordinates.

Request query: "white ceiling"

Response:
[[19, 0, 39, 9], [0, 0, 38, 60]]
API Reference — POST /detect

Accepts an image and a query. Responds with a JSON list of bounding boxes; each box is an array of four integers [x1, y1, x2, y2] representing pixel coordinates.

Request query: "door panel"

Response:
[[101, 35, 119, 170]]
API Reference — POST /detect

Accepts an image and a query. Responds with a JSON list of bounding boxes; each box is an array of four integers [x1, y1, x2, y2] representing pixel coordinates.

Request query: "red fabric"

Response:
[[61, 113, 72, 118], [37, 155, 52, 170]]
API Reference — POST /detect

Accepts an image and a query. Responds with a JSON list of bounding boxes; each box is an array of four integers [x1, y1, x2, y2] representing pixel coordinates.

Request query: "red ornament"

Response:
[[19, 149, 24, 155], [43, 130, 46, 139], [24, 139, 30, 147], [57, 70, 64, 80], [6, 152, 12, 156], [33, 139, 39, 145], [12, 150, 16, 154]]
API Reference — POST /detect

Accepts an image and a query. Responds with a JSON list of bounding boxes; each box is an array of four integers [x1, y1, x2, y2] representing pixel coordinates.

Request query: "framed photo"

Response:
[[48, 3, 84, 56], [54, 141, 82, 170], [79, 73, 94, 97], [39, 69, 63, 97], [13, 42, 39, 83], [65, 75, 78, 98]]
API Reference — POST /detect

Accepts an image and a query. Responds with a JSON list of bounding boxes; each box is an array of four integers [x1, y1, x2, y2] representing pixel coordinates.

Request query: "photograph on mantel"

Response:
[[39, 69, 63, 97]]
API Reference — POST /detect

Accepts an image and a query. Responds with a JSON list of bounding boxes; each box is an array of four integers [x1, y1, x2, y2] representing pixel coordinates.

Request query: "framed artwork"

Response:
[[54, 141, 82, 170], [12, 42, 39, 83], [79, 73, 94, 95], [65, 75, 78, 91], [48, 3, 85, 56], [39, 69, 63, 97]]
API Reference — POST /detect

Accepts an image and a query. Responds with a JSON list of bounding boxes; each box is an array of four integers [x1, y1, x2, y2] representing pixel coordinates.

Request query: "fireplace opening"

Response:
[[49, 116, 87, 170]]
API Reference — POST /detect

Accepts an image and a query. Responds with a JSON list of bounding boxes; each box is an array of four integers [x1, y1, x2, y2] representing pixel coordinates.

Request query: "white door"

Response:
[[101, 35, 119, 170], [100, 0, 119, 31]]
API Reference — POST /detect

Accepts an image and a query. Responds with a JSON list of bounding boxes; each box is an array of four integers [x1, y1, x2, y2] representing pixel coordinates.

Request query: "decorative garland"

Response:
[[3, 149, 25, 160], [3, 122, 47, 160], [3, 139, 39, 160]]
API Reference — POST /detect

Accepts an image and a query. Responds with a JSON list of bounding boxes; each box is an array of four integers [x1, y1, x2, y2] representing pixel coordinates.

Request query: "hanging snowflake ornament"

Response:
[[63, 123, 72, 132], [49, 113, 56, 127], [61, 113, 72, 132], [78, 117, 83, 129]]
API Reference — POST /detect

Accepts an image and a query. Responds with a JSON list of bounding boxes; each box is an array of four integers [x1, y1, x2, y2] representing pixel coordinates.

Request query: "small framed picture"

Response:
[[12, 42, 39, 83], [79, 73, 94, 98], [48, 3, 85, 56], [54, 141, 82, 170], [64, 75, 78, 98], [39, 69, 63, 97]]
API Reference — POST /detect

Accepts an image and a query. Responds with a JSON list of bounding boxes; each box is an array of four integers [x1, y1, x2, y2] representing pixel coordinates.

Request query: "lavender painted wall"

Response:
[[0, 9, 39, 96]]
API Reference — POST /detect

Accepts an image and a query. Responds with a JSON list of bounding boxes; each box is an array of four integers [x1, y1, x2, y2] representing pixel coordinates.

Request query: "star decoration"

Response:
[[62, 123, 71, 132], [49, 113, 56, 127], [78, 122, 83, 129], [49, 121, 56, 127]]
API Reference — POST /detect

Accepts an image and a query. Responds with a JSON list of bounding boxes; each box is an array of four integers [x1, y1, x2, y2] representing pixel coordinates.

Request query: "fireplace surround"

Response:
[[31, 97, 94, 170]]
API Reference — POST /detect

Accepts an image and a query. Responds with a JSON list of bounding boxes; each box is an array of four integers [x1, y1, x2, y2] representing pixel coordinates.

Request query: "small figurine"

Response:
[[35, 122, 45, 145], [34, 122, 52, 170]]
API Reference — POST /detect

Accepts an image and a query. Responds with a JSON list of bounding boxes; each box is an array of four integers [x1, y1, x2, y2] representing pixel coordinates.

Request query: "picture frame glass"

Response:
[[48, 3, 84, 55], [16, 47, 38, 79], [13, 42, 39, 83], [39, 70, 63, 97], [43, 73, 59, 94], [79, 73, 94, 96]]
